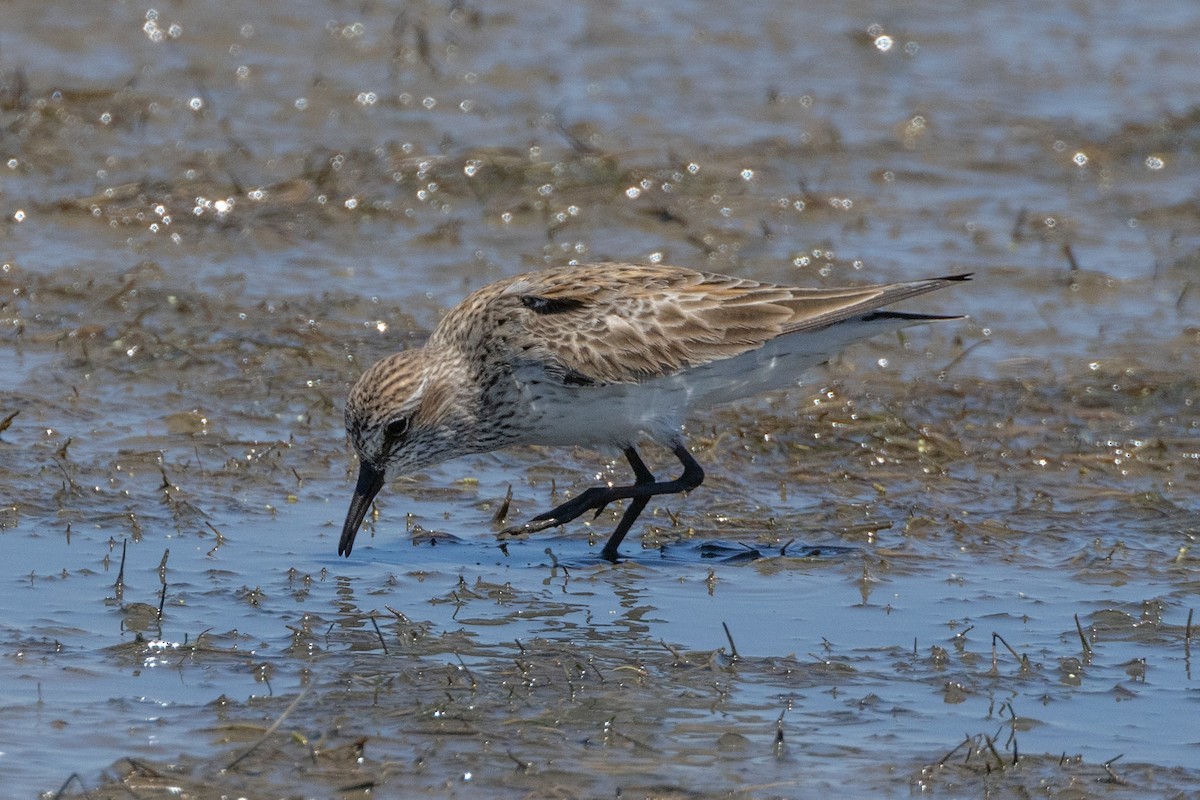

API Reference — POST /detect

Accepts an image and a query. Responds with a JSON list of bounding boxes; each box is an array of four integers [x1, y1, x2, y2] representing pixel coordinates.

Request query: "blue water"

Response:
[[1, 0, 1199, 794]]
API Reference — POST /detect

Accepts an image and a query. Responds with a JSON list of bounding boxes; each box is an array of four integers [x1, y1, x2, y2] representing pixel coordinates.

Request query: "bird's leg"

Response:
[[501, 443, 704, 560], [598, 447, 656, 561]]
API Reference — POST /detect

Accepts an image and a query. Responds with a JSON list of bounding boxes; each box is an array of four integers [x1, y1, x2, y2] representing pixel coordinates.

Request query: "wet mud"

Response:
[[2, 1, 1200, 797]]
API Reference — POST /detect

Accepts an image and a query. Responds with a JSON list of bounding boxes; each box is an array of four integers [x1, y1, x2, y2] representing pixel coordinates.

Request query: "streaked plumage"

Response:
[[340, 264, 969, 559]]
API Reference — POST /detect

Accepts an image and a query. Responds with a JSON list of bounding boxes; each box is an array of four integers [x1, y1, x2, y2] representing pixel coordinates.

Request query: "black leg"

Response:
[[599, 447, 656, 561], [502, 442, 705, 559]]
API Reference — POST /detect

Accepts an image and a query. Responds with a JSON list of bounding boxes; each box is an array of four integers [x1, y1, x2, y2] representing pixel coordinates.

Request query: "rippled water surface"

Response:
[[2, 1, 1199, 797]]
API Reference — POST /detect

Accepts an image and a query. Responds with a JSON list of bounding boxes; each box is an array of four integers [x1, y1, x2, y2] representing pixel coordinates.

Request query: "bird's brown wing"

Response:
[[437, 264, 967, 386]]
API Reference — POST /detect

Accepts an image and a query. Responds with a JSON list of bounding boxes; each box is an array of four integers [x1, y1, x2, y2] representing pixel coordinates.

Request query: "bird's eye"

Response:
[[385, 417, 410, 439]]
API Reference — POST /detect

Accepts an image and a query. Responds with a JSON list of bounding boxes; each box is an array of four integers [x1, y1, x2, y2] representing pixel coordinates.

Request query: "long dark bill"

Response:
[[339, 461, 386, 557]]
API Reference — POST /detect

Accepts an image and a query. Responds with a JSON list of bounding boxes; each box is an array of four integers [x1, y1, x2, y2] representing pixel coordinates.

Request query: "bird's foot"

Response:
[[496, 486, 617, 539]]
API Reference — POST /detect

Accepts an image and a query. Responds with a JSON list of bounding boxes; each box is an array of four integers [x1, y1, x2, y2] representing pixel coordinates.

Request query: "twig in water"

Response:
[[999, 701, 1021, 765], [779, 538, 796, 557], [369, 613, 388, 655], [585, 659, 606, 684], [127, 512, 143, 542], [982, 732, 1005, 770], [114, 539, 127, 602], [226, 685, 313, 771], [936, 735, 972, 767], [491, 484, 513, 524], [157, 549, 169, 622], [992, 632, 1023, 663], [1063, 241, 1081, 275], [721, 621, 740, 660], [204, 521, 226, 557], [544, 547, 569, 578], [1186, 608, 1193, 677], [1102, 753, 1126, 785], [1010, 206, 1027, 242], [454, 654, 478, 690], [659, 639, 685, 662], [52, 458, 74, 493], [1074, 613, 1093, 657], [50, 772, 84, 800], [938, 338, 992, 376]]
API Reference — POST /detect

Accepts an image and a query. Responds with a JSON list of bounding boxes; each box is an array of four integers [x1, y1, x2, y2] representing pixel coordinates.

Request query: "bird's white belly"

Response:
[[514, 335, 818, 446], [519, 379, 687, 447], [513, 315, 916, 448]]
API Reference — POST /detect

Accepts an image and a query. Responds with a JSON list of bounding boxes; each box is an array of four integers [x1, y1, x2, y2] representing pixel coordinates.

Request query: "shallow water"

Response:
[[2, 0, 1200, 797]]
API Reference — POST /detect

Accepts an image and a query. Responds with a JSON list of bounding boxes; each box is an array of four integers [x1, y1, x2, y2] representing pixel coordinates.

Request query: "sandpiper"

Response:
[[340, 264, 969, 560]]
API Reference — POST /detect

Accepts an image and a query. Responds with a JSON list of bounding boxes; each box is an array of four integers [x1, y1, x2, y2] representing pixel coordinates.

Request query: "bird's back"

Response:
[[430, 264, 966, 387]]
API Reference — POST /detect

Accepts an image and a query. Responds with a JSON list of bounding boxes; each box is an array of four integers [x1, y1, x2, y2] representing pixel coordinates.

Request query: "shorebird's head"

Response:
[[338, 349, 466, 556]]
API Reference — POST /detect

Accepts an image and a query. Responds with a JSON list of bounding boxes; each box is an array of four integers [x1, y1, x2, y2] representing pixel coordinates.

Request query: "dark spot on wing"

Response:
[[560, 369, 595, 387], [520, 294, 588, 315]]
